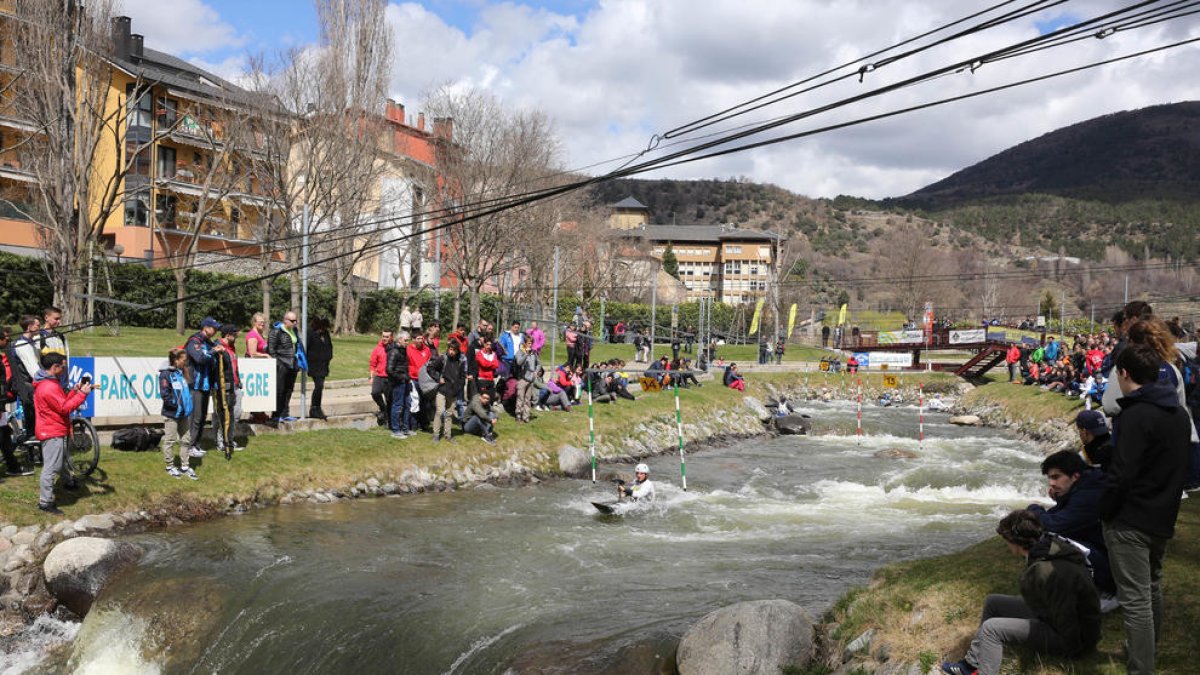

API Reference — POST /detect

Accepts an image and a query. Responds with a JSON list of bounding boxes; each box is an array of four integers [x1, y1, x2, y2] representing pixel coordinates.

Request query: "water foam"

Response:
[[67, 611, 161, 675], [444, 623, 523, 675], [0, 615, 79, 675]]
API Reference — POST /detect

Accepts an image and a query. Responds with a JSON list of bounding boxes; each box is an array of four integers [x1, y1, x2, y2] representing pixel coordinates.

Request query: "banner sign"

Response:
[[68, 356, 276, 418], [949, 329, 986, 344], [877, 330, 924, 345], [986, 331, 1008, 343], [852, 352, 914, 369]]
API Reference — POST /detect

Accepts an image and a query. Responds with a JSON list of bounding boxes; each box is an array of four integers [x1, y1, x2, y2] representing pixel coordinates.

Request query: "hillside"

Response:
[[901, 101, 1200, 206]]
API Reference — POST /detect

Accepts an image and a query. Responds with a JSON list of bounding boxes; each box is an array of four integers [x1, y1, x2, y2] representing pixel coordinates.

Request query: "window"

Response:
[[759, 246, 771, 257], [126, 85, 152, 129], [124, 193, 149, 226], [155, 194, 177, 226], [749, 266, 759, 276], [157, 146, 176, 179], [156, 97, 177, 127], [125, 140, 150, 176], [726, 245, 741, 254]]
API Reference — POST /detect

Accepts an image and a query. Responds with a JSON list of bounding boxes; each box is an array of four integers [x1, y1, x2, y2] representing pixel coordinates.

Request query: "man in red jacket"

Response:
[[33, 352, 91, 515], [369, 329, 393, 425], [1006, 343, 1022, 383]]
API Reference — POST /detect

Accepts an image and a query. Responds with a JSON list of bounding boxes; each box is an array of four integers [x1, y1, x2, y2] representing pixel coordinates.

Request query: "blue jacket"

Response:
[[1044, 340, 1060, 362], [1027, 468, 1107, 554], [498, 331, 521, 366], [159, 367, 193, 419], [185, 331, 217, 391]]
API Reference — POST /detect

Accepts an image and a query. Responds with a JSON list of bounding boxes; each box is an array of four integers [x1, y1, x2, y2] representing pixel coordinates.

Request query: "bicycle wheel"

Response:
[[66, 418, 100, 476]]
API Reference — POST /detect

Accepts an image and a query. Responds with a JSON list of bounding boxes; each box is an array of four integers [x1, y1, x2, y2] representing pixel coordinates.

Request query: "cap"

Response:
[[1075, 410, 1109, 436], [201, 316, 221, 329]]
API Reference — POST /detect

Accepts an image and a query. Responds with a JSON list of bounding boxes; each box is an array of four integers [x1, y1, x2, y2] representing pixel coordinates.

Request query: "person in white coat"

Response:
[[617, 463, 656, 502]]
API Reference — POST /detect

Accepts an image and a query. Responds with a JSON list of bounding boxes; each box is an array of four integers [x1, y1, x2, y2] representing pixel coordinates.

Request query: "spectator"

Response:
[[671, 335, 681, 361], [369, 330, 393, 426], [432, 340, 465, 443], [386, 332, 412, 439], [724, 363, 745, 392], [447, 324, 469, 356], [0, 327, 34, 477], [407, 334, 432, 430], [1101, 342, 1191, 675], [464, 390, 498, 444], [158, 348, 196, 480], [499, 321, 523, 373], [474, 339, 499, 398], [410, 305, 423, 335], [526, 321, 545, 356], [425, 323, 441, 354], [514, 341, 539, 423], [1026, 450, 1117, 601], [940, 510, 1099, 675], [212, 324, 241, 455], [245, 312, 270, 359], [846, 354, 859, 374], [399, 304, 414, 334], [185, 316, 224, 456], [267, 311, 306, 423], [821, 324, 830, 348], [38, 307, 67, 385], [537, 367, 573, 411], [8, 315, 41, 443], [1006, 343, 1021, 383], [306, 317, 333, 420], [774, 338, 785, 365], [33, 352, 90, 515], [685, 326, 695, 354]]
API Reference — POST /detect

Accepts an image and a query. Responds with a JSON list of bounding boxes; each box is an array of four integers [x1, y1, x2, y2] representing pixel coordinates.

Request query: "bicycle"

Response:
[[7, 400, 100, 477]]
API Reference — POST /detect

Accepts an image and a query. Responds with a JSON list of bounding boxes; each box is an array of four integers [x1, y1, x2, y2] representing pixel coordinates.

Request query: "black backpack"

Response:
[[111, 426, 165, 451]]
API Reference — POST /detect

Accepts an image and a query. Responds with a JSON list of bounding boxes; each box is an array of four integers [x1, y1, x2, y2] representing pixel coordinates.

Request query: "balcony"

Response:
[[0, 158, 36, 183]]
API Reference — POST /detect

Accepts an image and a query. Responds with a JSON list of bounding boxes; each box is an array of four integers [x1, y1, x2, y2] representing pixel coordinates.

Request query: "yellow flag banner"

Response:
[[748, 298, 765, 336], [787, 304, 798, 338], [837, 303, 847, 326]]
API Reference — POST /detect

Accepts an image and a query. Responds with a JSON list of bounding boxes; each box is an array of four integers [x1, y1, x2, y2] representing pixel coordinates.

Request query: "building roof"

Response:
[[628, 224, 782, 243], [111, 47, 263, 109], [610, 196, 648, 210]]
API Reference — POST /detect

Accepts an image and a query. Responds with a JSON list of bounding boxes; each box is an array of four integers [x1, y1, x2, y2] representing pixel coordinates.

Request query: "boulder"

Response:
[[948, 415, 982, 426], [558, 445, 592, 478], [742, 397, 773, 422], [677, 599, 815, 675], [874, 448, 918, 460], [43, 536, 144, 616], [774, 414, 812, 435]]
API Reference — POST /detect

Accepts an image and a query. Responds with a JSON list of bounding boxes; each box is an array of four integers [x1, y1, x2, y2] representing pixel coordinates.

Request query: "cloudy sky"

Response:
[[120, 0, 1200, 198]]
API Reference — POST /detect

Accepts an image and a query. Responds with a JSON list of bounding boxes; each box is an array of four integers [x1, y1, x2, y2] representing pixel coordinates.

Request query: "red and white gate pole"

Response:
[[918, 382, 925, 451], [856, 378, 863, 445]]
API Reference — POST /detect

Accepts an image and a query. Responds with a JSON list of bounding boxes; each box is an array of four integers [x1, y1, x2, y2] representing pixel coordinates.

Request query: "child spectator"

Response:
[[159, 348, 197, 480]]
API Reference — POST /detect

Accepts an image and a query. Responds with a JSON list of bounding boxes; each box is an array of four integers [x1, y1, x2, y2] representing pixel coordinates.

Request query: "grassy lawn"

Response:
[[0, 370, 826, 527], [964, 379, 1084, 426], [830, 499, 1200, 674]]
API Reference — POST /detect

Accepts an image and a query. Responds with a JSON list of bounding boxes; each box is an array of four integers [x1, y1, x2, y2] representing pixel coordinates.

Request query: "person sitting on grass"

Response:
[[159, 348, 198, 480], [33, 352, 91, 515], [534, 367, 572, 412], [723, 363, 745, 392], [940, 510, 1100, 675], [1026, 450, 1117, 606], [464, 390, 498, 445]]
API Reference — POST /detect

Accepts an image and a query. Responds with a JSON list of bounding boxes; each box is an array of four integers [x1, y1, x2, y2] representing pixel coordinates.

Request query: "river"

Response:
[[6, 400, 1050, 674]]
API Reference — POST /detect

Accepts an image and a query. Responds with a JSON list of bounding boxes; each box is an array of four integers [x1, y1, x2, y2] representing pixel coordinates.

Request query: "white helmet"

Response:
[[635, 463, 650, 474]]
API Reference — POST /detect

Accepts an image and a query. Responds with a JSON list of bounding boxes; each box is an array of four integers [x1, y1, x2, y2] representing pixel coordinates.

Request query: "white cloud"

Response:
[[120, 0, 246, 55]]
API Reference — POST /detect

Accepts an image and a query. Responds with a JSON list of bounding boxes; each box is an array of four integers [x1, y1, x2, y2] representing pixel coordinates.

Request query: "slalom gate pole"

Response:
[[588, 374, 596, 483], [856, 378, 862, 445], [674, 378, 687, 491], [918, 383, 925, 451]]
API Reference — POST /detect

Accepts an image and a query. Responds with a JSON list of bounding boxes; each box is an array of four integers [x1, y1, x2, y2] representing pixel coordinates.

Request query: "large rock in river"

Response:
[[774, 414, 811, 435], [948, 414, 982, 426], [677, 599, 815, 675], [743, 397, 773, 422], [558, 445, 591, 478], [43, 536, 143, 616]]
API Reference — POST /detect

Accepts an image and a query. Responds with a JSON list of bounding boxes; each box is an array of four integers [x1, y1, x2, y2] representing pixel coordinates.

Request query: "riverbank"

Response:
[[822, 380, 1199, 675]]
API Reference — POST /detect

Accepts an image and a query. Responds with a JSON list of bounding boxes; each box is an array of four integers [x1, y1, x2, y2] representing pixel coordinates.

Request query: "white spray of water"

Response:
[[444, 623, 524, 675], [0, 615, 80, 675]]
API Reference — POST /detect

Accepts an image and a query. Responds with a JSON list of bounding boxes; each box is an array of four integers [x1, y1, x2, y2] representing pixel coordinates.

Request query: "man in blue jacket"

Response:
[[1027, 450, 1115, 603], [185, 316, 225, 457]]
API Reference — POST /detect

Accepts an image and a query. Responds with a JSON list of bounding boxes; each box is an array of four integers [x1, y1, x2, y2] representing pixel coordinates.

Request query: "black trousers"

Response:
[[275, 363, 299, 418], [310, 376, 326, 410]]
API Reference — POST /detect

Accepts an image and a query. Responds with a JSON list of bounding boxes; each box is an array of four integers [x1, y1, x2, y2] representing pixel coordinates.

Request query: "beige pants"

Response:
[[516, 380, 534, 421], [162, 416, 190, 469], [432, 393, 453, 439]]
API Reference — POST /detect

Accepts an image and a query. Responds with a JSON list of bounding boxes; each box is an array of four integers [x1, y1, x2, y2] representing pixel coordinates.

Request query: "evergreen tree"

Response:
[[662, 243, 680, 279]]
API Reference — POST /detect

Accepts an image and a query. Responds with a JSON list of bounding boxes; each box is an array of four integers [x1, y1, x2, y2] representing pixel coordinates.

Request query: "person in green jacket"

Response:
[[941, 510, 1100, 675]]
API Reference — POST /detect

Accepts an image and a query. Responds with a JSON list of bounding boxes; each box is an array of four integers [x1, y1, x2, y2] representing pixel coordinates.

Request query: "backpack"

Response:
[[111, 426, 165, 451]]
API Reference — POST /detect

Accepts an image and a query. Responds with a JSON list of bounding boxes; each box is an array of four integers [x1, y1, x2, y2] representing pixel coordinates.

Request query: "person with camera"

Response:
[[34, 352, 91, 515]]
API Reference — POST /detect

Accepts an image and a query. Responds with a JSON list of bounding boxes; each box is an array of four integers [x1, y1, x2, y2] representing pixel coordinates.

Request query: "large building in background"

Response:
[[607, 197, 782, 304]]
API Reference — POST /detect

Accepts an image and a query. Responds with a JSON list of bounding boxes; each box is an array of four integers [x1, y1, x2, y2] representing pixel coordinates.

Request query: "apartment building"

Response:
[[608, 198, 782, 304]]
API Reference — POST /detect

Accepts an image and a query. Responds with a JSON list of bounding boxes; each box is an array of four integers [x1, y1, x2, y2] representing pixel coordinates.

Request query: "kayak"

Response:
[[592, 501, 619, 514]]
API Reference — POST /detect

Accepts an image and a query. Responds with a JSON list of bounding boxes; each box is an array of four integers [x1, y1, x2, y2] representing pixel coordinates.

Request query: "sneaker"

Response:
[[37, 502, 64, 516], [167, 466, 183, 478], [941, 661, 978, 675], [189, 447, 207, 458], [7, 468, 35, 477], [181, 467, 199, 481], [282, 416, 298, 422], [481, 435, 497, 445], [391, 431, 408, 439], [1099, 592, 1121, 613], [232, 443, 244, 452], [431, 435, 441, 443]]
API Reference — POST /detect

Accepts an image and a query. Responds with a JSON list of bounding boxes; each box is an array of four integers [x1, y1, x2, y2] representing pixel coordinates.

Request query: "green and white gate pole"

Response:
[[588, 374, 596, 483], [674, 379, 687, 491]]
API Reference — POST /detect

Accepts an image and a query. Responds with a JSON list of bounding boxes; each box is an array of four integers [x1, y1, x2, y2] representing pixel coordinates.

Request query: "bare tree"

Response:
[[4, 0, 125, 322], [423, 86, 564, 326]]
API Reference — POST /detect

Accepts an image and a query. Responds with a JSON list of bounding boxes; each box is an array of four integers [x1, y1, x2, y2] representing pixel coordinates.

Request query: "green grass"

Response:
[[963, 379, 1083, 426], [0, 370, 827, 526], [828, 500, 1200, 673]]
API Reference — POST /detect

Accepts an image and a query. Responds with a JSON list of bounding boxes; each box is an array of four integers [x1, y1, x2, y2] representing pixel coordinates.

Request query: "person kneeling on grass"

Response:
[[464, 391, 498, 445], [159, 348, 198, 480], [941, 510, 1100, 675], [33, 352, 91, 515]]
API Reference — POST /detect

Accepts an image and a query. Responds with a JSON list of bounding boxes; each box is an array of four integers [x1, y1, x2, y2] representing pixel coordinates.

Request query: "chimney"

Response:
[[111, 16, 132, 60], [130, 34, 144, 59], [385, 99, 406, 124], [432, 117, 454, 141], [417, 112, 425, 131]]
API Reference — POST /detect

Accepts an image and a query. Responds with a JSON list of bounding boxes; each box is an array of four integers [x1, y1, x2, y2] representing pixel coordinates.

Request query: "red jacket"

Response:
[[407, 343, 431, 380], [1006, 345, 1021, 364], [475, 350, 498, 381], [369, 342, 389, 377], [34, 375, 87, 440], [447, 331, 468, 355]]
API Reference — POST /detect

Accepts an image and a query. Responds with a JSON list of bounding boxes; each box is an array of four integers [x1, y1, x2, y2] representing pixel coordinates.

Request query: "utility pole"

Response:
[[1060, 289, 1066, 336], [434, 225, 442, 321], [551, 246, 560, 365], [299, 205, 310, 420], [650, 266, 658, 362], [1124, 275, 1129, 304], [599, 295, 606, 343], [86, 241, 95, 333]]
